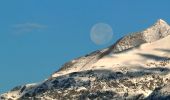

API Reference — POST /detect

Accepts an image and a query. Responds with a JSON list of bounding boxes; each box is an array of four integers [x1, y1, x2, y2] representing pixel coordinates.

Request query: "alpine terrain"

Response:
[[2, 19, 170, 100]]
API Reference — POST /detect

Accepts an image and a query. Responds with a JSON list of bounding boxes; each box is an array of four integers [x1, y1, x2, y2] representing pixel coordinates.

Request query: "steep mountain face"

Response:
[[1, 19, 170, 100]]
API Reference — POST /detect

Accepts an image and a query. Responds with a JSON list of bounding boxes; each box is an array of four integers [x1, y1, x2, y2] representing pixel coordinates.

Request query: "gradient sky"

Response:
[[1, 0, 170, 93]]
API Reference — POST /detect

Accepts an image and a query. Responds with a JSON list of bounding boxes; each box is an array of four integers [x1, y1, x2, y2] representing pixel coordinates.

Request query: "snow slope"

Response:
[[52, 19, 170, 78]]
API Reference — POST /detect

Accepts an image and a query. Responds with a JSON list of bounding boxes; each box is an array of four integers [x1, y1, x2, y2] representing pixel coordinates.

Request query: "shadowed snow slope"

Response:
[[1, 19, 170, 100]]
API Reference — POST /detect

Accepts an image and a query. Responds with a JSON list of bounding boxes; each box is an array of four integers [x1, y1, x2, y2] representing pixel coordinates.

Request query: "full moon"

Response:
[[90, 23, 113, 45]]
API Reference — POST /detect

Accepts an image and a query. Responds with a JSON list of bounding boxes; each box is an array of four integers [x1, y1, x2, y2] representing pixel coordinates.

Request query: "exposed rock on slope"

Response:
[[113, 19, 170, 52], [1, 19, 170, 100]]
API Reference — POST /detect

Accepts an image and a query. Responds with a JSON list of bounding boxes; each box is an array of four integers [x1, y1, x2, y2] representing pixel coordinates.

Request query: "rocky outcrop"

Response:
[[113, 19, 170, 52]]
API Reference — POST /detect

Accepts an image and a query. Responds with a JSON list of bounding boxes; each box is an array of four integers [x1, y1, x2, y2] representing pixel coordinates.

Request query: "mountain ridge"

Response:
[[52, 19, 170, 78], [1, 19, 170, 100]]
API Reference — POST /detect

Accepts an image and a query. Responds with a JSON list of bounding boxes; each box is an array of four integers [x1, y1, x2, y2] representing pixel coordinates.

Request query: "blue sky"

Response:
[[0, 0, 170, 93]]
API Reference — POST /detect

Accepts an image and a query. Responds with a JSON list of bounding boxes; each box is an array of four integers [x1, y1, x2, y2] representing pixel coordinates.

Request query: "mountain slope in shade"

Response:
[[1, 19, 170, 100]]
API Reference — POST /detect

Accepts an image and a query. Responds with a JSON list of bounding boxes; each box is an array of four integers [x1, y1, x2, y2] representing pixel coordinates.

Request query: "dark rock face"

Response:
[[147, 85, 170, 100]]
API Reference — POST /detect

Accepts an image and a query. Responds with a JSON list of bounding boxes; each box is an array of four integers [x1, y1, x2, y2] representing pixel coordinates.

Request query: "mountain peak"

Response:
[[154, 19, 169, 26], [112, 19, 170, 52]]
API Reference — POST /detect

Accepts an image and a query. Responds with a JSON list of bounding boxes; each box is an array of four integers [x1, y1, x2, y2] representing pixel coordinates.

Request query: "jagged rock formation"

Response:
[[1, 19, 170, 100]]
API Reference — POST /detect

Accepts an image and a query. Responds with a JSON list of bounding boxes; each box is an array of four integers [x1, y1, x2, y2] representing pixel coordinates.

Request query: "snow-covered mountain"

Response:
[[1, 19, 170, 100]]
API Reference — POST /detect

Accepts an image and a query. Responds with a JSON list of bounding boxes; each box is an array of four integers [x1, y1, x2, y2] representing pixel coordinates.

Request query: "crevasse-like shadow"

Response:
[[137, 53, 170, 61], [154, 48, 170, 53]]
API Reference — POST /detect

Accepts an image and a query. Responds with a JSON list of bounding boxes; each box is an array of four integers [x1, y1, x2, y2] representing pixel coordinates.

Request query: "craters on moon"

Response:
[[90, 23, 113, 45]]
